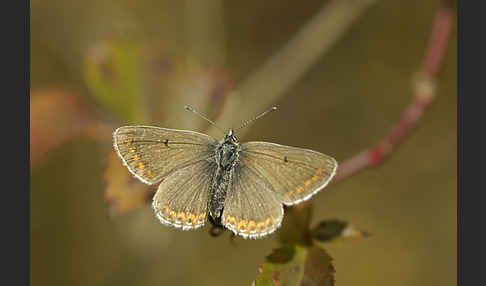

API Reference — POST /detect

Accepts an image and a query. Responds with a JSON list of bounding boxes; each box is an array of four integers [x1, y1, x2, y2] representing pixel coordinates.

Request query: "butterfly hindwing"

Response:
[[152, 159, 218, 230], [113, 126, 218, 185], [222, 164, 284, 239], [239, 142, 338, 206]]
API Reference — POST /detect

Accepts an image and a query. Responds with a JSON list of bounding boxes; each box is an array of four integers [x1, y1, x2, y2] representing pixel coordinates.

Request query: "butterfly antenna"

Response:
[[235, 106, 278, 132], [184, 105, 225, 134]]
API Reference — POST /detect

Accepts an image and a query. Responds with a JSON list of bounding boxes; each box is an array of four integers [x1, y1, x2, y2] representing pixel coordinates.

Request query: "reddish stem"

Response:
[[332, 6, 455, 183]]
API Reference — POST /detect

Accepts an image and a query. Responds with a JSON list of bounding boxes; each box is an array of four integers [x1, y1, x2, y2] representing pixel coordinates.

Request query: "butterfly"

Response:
[[112, 106, 338, 239]]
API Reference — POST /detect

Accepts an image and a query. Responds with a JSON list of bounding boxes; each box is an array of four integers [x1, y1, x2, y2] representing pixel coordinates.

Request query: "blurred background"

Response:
[[30, 0, 456, 285]]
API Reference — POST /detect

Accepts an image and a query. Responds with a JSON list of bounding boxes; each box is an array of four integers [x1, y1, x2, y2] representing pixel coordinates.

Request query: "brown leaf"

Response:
[[103, 151, 156, 216], [301, 246, 335, 286]]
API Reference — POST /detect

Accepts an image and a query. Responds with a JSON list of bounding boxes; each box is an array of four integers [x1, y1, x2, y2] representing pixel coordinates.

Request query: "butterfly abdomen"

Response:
[[208, 168, 231, 221], [209, 137, 240, 221]]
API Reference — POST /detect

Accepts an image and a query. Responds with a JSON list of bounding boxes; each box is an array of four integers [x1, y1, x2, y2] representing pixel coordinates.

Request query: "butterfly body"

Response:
[[113, 125, 338, 239], [209, 129, 240, 222]]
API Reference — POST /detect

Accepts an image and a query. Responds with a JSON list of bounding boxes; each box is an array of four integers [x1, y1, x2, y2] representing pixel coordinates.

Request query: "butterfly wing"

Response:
[[221, 163, 284, 239], [153, 159, 217, 229], [113, 126, 218, 185], [239, 142, 338, 206]]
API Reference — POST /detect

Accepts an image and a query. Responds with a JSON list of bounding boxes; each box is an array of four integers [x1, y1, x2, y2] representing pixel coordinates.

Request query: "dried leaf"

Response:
[[30, 88, 101, 166], [104, 151, 156, 216], [84, 41, 148, 123], [311, 219, 371, 243], [254, 244, 335, 286]]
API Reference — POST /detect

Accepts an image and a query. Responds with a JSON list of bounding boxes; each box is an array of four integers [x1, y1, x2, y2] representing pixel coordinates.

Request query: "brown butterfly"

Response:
[[113, 106, 337, 239]]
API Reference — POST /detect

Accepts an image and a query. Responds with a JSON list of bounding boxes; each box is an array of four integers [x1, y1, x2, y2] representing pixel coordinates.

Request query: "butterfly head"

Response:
[[223, 129, 238, 144]]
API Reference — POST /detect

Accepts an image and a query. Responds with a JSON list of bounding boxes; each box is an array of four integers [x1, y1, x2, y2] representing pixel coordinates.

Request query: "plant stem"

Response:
[[208, 0, 377, 136], [333, 6, 455, 182]]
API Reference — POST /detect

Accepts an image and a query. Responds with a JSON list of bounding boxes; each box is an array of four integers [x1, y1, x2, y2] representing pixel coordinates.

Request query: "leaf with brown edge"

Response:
[[104, 151, 156, 216], [311, 219, 371, 243], [301, 246, 335, 286], [30, 88, 107, 167], [253, 244, 335, 286]]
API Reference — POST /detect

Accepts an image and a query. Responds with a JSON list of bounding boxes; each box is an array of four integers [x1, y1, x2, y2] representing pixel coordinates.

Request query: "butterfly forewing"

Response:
[[239, 142, 338, 206], [222, 164, 284, 239], [153, 159, 217, 229], [113, 126, 218, 185]]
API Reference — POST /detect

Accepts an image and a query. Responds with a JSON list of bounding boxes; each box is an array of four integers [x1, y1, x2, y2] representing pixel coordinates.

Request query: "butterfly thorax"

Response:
[[209, 129, 241, 222]]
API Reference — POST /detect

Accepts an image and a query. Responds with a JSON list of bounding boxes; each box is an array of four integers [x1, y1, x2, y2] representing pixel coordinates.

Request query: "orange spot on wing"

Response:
[[177, 212, 186, 221], [257, 221, 265, 230], [188, 213, 197, 224], [226, 216, 236, 226], [198, 212, 206, 221], [237, 220, 247, 231], [265, 218, 271, 226], [248, 220, 256, 231]]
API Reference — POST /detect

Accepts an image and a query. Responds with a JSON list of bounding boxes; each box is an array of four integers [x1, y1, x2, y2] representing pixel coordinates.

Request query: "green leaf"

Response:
[[311, 219, 371, 243], [254, 244, 335, 286], [84, 41, 148, 123]]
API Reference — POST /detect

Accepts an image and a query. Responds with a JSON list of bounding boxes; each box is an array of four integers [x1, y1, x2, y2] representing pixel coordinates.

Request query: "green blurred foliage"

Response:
[[31, 0, 456, 286], [311, 219, 370, 244], [84, 41, 148, 123]]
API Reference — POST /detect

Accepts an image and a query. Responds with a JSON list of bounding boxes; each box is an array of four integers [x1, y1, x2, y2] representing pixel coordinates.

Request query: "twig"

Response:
[[333, 6, 455, 182], [207, 0, 377, 137]]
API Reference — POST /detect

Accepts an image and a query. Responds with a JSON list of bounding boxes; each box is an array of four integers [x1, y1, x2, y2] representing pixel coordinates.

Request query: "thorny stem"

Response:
[[332, 6, 455, 182]]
